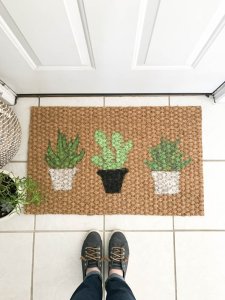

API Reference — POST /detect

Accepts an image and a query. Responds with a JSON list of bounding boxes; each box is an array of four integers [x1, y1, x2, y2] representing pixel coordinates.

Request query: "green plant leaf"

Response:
[[91, 155, 104, 168], [112, 132, 123, 149], [94, 130, 108, 148], [45, 131, 85, 168], [91, 131, 133, 170], [145, 139, 191, 171], [71, 135, 80, 152], [0, 173, 42, 215]]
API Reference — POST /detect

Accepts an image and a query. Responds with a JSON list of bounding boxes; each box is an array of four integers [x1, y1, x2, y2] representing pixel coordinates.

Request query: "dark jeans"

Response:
[[70, 273, 136, 300]]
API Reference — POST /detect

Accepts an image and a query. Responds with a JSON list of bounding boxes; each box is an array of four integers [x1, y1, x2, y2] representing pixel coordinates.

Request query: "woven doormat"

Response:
[[26, 106, 203, 216]]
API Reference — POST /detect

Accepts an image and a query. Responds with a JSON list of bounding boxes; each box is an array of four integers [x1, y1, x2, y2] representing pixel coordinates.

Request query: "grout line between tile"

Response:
[[2, 229, 225, 233], [0, 230, 104, 233], [103, 215, 106, 299], [172, 217, 178, 300], [10, 160, 28, 163], [34, 214, 36, 230], [103, 96, 105, 107], [30, 215, 36, 300], [105, 229, 174, 232], [38, 97, 40, 107], [173, 229, 225, 232], [168, 95, 171, 106], [203, 160, 225, 162]]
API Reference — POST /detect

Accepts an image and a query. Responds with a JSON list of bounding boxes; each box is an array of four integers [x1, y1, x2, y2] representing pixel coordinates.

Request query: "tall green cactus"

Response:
[[91, 130, 133, 170], [45, 130, 85, 169], [145, 138, 191, 171]]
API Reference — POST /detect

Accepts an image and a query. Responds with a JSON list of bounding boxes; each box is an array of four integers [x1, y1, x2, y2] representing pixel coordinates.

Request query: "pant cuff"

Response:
[[105, 272, 125, 284], [85, 271, 102, 280]]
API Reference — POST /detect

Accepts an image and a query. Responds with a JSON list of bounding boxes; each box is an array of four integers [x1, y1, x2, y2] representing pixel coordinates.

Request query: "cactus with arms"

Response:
[[91, 130, 133, 170], [45, 130, 85, 169]]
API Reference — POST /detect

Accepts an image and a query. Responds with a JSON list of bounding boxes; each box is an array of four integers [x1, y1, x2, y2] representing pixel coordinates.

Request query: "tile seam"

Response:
[[173, 217, 178, 300], [103, 215, 106, 299], [2, 229, 225, 233], [203, 160, 225, 162], [30, 215, 36, 300], [10, 160, 28, 163]]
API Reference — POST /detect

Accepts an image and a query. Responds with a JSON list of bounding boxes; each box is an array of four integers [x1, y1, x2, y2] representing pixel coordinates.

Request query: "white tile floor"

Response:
[[1, 96, 225, 300]]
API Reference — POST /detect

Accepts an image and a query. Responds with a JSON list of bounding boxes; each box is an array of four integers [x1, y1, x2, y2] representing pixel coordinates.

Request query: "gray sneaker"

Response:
[[108, 231, 129, 278], [81, 231, 102, 279]]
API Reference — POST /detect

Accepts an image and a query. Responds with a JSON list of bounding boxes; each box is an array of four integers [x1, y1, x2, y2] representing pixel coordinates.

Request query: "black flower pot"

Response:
[[97, 168, 128, 193]]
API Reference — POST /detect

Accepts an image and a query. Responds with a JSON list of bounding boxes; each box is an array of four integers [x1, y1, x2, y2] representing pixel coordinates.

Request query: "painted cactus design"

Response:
[[91, 130, 133, 170], [145, 139, 191, 195], [45, 130, 85, 190], [91, 130, 133, 193]]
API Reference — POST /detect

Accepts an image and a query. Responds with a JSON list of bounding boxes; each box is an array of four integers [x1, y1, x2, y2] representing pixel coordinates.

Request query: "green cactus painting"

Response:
[[91, 130, 133, 170], [144, 138, 191, 172], [91, 130, 133, 193], [45, 130, 85, 191], [144, 138, 192, 195], [45, 130, 85, 169]]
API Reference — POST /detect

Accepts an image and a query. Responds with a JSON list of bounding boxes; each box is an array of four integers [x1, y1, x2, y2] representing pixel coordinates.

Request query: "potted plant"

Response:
[[144, 139, 191, 195], [91, 130, 133, 193], [45, 130, 85, 191], [0, 170, 42, 220]]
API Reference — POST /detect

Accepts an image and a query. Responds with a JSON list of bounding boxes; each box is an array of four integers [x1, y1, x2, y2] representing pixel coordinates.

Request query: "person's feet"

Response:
[[81, 231, 103, 279], [108, 231, 129, 278]]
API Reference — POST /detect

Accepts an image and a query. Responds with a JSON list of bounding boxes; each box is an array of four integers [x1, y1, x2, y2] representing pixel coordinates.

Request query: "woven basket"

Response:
[[0, 100, 21, 168]]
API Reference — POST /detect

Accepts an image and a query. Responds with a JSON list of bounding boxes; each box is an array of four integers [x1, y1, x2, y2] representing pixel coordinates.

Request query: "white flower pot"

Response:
[[49, 167, 78, 191], [151, 171, 180, 195], [0, 208, 17, 221]]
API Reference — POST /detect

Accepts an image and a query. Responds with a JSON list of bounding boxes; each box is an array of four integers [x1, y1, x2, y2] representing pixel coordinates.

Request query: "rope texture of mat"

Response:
[[26, 106, 203, 216]]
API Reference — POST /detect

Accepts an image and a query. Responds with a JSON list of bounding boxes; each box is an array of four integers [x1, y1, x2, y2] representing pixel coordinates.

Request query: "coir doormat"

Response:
[[26, 106, 203, 216]]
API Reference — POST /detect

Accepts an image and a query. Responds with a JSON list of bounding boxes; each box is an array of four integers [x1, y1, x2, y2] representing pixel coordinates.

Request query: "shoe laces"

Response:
[[81, 247, 101, 262], [109, 247, 127, 262]]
